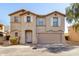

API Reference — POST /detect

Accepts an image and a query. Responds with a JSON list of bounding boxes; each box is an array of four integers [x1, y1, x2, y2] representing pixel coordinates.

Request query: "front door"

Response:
[[25, 31, 32, 43]]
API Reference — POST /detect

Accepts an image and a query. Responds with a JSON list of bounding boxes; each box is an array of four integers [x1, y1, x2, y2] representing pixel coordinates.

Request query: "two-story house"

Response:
[[0, 24, 4, 37], [9, 9, 66, 47]]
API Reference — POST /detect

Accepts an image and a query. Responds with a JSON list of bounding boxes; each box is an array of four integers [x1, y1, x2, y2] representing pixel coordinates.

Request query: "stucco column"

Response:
[[61, 32, 67, 45], [32, 29, 37, 45], [32, 15, 37, 45], [20, 16, 26, 44], [20, 30, 25, 44]]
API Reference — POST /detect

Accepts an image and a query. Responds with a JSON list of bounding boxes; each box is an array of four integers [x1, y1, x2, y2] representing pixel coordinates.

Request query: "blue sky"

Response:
[[0, 3, 70, 33]]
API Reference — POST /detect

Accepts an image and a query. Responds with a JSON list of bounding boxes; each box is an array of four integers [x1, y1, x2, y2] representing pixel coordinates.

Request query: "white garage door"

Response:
[[38, 33, 61, 44]]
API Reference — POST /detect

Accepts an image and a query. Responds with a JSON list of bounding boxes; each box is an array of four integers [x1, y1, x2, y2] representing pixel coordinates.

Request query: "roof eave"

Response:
[[9, 9, 26, 16], [9, 9, 66, 17]]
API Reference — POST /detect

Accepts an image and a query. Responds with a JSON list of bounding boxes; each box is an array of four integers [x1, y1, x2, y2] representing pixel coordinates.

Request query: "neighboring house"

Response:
[[0, 24, 4, 37], [4, 25, 10, 36], [9, 9, 66, 46], [0, 23, 10, 37], [68, 26, 79, 42]]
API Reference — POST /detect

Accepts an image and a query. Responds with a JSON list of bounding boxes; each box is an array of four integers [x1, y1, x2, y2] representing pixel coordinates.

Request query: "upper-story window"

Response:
[[53, 17, 58, 27], [51, 17, 60, 27], [26, 16, 31, 22], [36, 18, 44, 26], [14, 16, 19, 23]]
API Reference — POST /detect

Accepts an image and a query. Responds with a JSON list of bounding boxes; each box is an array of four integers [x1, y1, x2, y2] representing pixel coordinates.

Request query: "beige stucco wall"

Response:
[[10, 13, 37, 44], [45, 13, 64, 31], [20, 14, 37, 44], [68, 27, 79, 41], [36, 13, 65, 33]]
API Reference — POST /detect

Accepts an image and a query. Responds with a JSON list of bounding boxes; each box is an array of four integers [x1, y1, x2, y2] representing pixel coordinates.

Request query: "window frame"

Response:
[[14, 16, 19, 23], [50, 17, 60, 27], [53, 17, 59, 27], [26, 16, 31, 23], [36, 18, 44, 26]]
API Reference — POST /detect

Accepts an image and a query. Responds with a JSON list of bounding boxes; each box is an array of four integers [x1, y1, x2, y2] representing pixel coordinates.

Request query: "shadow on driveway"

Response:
[[46, 46, 76, 53]]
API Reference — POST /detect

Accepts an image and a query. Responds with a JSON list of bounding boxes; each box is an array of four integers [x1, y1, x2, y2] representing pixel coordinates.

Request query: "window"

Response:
[[36, 18, 44, 26], [27, 16, 31, 22], [15, 32, 18, 37], [14, 16, 19, 23], [53, 17, 58, 27]]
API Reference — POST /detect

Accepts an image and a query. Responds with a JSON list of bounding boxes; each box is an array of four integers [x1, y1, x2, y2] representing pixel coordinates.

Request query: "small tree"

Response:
[[66, 3, 79, 31]]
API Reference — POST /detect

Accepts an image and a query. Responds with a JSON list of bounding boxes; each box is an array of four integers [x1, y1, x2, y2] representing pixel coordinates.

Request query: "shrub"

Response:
[[10, 37, 18, 45]]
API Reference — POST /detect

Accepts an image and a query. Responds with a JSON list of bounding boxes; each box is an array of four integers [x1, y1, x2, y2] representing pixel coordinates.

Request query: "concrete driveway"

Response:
[[0, 45, 79, 56]]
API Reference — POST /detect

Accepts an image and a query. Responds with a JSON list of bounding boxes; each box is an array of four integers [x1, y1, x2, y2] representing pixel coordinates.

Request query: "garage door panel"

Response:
[[38, 33, 61, 44]]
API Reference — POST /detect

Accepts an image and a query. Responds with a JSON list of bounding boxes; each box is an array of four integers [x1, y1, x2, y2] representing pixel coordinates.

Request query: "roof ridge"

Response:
[[9, 9, 65, 16]]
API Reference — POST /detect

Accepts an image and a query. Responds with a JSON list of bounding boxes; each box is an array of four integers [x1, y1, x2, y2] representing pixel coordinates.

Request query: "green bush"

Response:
[[10, 37, 18, 45]]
